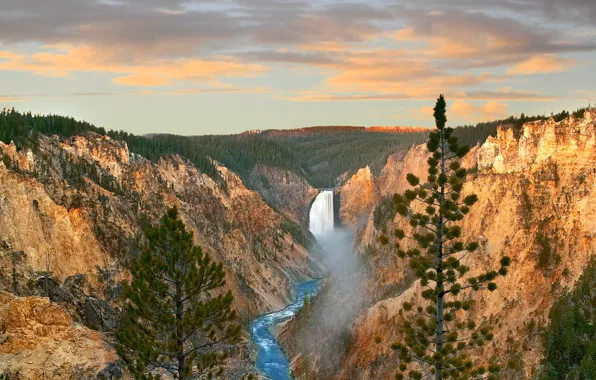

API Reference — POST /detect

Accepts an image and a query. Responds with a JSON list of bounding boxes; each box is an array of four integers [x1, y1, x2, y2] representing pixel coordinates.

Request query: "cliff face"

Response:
[[247, 164, 318, 226], [0, 132, 320, 377], [0, 291, 117, 379], [340, 110, 596, 379], [282, 110, 596, 379], [0, 133, 321, 315], [336, 166, 379, 227]]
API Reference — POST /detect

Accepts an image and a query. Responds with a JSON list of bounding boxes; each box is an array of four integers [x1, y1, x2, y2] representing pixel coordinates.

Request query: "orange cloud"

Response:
[[451, 100, 477, 116], [506, 55, 576, 75], [314, 48, 495, 99], [450, 100, 509, 122], [0, 96, 26, 103], [0, 45, 268, 87], [390, 24, 514, 60], [411, 106, 435, 121], [113, 74, 171, 87], [299, 41, 348, 52], [392, 28, 417, 41]]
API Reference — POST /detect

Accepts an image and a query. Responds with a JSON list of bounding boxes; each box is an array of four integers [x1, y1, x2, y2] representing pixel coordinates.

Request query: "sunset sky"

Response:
[[1, 0, 595, 135]]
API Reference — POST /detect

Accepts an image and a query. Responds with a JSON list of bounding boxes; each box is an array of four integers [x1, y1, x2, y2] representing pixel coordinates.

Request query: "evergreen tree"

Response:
[[380, 95, 511, 379], [539, 260, 596, 379], [115, 207, 240, 379]]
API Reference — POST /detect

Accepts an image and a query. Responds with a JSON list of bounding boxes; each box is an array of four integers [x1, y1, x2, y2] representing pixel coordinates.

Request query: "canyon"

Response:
[[0, 109, 595, 379], [0, 132, 322, 378], [281, 109, 596, 379]]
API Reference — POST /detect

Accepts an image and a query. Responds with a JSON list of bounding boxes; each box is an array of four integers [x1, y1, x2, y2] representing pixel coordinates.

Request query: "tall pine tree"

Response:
[[115, 207, 240, 379], [381, 95, 511, 380]]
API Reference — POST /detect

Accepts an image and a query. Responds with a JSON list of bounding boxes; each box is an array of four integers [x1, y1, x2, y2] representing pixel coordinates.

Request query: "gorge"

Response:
[[252, 189, 338, 379], [0, 108, 595, 379]]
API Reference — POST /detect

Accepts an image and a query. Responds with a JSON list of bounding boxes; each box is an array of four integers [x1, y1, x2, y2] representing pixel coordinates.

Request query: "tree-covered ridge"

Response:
[[0, 108, 427, 188], [540, 260, 596, 379], [259, 125, 427, 137], [0, 108, 223, 180], [451, 108, 586, 147], [264, 130, 428, 188], [0, 108, 107, 152], [1, 106, 588, 190]]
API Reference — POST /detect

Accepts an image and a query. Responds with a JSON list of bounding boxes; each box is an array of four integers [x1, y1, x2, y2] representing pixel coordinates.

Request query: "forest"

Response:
[[0, 107, 587, 189]]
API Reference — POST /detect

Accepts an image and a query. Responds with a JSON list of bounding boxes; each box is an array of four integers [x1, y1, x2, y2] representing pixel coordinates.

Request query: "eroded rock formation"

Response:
[[285, 110, 596, 379], [0, 132, 322, 377], [0, 291, 118, 379]]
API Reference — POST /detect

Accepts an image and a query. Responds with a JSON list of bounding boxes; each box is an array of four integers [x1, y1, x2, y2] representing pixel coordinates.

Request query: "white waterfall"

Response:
[[309, 190, 334, 237]]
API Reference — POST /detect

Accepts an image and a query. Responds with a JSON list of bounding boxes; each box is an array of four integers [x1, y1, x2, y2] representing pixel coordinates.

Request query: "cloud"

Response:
[[280, 91, 412, 102], [0, 45, 268, 86], [238, 50, 340, 65], [412, 106, 435, 121], [506, 55, 576, 75], [309, 48, 498, 99], [450, 100, 509, 122], [459, 90, 556, 101], [0, 96, 26, 103], [0, 86, 270, 100], [165, 86, 271, 95], [0, 0, 594, 104], [390, 8, 595, 67], [0, 0, 390, 58]]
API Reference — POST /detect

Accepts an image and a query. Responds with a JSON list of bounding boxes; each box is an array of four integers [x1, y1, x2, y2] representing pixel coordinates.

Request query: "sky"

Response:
[[1, 0, 596, 135]]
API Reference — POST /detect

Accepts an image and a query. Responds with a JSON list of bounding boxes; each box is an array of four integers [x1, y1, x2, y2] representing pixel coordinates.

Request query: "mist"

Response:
[[291, 191, 366, 378]]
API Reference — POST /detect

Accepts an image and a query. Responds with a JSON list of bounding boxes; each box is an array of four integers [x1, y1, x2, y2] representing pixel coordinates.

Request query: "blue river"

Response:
[[251, 279, 321, 380]]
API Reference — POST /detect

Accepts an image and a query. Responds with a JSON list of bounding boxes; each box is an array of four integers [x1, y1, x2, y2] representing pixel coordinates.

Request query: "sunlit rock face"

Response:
[[290, 110, 596, 379], [0, 132, 321, 319], [478, 110, 596, 173], [0, 291, 117, 378], [336, 166, 379, 227], [0, 131, 324, 377]]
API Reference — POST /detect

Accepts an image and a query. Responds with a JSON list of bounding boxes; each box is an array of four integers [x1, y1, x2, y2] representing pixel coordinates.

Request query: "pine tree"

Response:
[[115, 207, 241, 379], [380, 95, 511, 380]]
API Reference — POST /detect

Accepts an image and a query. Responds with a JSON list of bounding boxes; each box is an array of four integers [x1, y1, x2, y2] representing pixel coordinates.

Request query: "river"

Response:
[[251, 279, 322, 380]]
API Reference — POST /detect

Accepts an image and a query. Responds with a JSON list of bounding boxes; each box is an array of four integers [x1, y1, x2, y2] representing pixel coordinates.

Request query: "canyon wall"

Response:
[[336, 166, 380, 227], [287, 110, 596, 379], [247, 164, 319, 226], [0, 132, 321, 377]]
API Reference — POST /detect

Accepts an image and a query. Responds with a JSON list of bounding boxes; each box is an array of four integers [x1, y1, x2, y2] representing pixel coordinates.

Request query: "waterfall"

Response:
[[309, 190, 334, 236]]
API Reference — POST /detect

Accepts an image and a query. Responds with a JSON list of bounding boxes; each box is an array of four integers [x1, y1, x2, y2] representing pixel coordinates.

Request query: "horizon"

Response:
[[1, 0, 595, 135]]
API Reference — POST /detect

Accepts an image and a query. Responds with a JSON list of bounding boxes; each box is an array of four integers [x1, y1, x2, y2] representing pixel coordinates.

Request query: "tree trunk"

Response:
[[176, 286, 185, 380], [435, 128, 446, 380]]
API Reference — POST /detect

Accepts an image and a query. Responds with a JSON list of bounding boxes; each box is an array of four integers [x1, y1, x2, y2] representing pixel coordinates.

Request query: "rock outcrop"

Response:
[[336, 166, 379, 227], [247, 165, 318, 226], [0, 291, 117, 379]]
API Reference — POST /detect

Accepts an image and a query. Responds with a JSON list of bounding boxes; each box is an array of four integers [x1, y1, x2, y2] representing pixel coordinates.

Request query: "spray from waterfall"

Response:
[[309, 190, 334, 236], [300, 189, 364, 377]]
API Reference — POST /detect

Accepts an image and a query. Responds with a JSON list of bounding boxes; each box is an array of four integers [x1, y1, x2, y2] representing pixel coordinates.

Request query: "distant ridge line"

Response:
[[255, 125, 428, 137]]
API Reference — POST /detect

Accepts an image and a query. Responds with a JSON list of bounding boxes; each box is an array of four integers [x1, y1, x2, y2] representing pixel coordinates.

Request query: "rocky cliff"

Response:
[[247, 164, 318, 226], [0, 132, 321, 377], [285, 109, 596, 379], [0, 291, 118, 379], [336, 166, 379, 227]]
